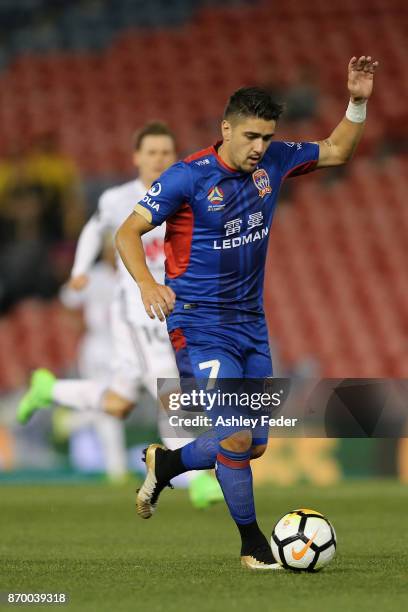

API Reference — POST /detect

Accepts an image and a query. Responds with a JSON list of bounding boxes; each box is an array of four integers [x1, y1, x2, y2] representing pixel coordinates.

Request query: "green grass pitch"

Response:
[[1, 480, 408, 612]]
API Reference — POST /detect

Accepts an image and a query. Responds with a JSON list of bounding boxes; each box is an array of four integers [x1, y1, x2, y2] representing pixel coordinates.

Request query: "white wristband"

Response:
[[346, 100, 367, 123]]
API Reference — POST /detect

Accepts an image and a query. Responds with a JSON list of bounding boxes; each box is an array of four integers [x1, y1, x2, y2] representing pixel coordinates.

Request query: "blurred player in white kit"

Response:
[[18, 122, 223, 507], [60, 239, 116, 383], [56, 239, 128, 482]]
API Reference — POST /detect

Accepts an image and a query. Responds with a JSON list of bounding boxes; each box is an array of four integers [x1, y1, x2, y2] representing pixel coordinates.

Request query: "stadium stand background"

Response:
[[0, 0, 406, 397]]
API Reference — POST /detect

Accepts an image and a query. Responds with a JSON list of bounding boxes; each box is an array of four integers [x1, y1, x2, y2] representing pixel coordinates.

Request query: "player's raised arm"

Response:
[[68, 190, 116, 290], [68, 216, 105, 290], [315, 56, 379, 167], [116, 210, 175, 322]]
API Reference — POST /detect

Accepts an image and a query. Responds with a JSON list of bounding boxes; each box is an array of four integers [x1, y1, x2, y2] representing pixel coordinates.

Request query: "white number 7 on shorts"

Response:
[[198, 359, 220, 389]]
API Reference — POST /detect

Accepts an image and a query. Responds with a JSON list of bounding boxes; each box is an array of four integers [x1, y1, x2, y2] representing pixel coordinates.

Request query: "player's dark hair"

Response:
[[133, 121, 176, 150], [224, 87, 284, 122]]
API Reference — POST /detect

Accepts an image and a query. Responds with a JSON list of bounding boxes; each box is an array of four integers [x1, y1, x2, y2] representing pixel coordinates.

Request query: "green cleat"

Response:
[[17, 368, 56, 424], [188, 471, 224, 510]]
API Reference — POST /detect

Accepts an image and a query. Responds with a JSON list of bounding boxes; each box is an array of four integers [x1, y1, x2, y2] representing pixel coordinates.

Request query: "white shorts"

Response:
[[77, 335, 112, 381], [109, 292, 178, 401]]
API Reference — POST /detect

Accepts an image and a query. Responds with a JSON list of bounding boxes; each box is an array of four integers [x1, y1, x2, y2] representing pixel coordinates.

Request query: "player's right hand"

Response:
[[139, 280, 176, 322], [68, 274, 89, 291]]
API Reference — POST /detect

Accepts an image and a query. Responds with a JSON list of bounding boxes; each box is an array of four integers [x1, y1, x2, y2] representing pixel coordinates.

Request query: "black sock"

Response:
[[156, 447, 186, 483], [237, 521, 269, 556]]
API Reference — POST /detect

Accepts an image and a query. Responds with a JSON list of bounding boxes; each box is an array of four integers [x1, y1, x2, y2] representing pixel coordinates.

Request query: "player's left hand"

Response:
[[347, 56, 379, 102]]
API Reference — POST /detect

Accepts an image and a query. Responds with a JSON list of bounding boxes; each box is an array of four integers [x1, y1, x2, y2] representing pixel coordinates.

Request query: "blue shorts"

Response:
[[168, 318, 272, 378], [168, 319, 273, 445]]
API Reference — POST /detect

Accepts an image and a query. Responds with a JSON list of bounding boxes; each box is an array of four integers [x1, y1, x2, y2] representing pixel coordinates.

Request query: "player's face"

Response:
[[134, 135, 177, 187], [222, 117, 276, 173]]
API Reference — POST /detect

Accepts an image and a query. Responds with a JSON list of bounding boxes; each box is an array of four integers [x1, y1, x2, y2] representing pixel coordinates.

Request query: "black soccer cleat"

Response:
[[136, 444, 173, 519]]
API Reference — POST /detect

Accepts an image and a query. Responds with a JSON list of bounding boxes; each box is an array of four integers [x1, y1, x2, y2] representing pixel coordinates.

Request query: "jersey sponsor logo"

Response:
[[142, 194, 160, 211], [252, 168, 272, 198], [148, 182, 162, 197], [224, 218, 242, 235], [248, 211, 263, 229], [195, 158, 210, 166], [207, 185, 225, 211], [213, 226, 269, 250], [223, 213, 264, 237]]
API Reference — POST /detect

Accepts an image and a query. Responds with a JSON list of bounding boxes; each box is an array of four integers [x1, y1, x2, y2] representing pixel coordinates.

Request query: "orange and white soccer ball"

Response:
[[271, 508, 337, 571]]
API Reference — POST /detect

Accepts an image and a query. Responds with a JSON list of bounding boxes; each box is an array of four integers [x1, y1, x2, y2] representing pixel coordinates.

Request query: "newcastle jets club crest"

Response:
[[252, 168, 272, 198]]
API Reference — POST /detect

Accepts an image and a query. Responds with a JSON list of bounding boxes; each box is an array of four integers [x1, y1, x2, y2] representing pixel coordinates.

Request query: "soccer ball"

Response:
[[271, 508, 336, 571]]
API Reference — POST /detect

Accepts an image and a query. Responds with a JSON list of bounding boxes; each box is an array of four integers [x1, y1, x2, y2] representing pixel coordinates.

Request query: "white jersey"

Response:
[[71, 178, 165, 322], [60, 261, 116, 379], [70, 178, 178, 398]]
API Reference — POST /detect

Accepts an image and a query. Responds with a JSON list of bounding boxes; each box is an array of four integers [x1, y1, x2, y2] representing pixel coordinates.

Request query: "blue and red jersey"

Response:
[[136, 140, 319, 330]]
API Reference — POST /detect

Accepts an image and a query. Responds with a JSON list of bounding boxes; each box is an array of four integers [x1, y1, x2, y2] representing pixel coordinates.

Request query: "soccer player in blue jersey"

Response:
[[117, 56, 378, 569]]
